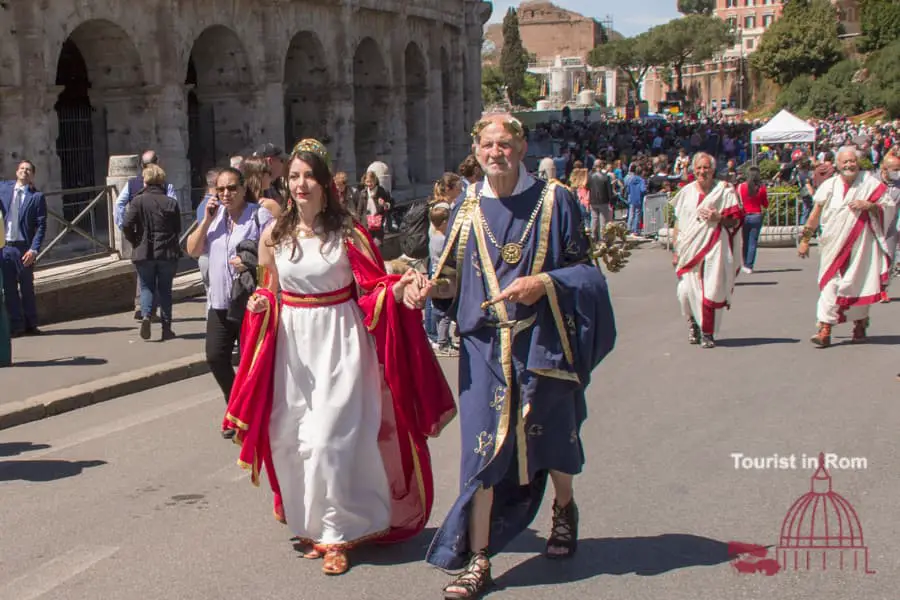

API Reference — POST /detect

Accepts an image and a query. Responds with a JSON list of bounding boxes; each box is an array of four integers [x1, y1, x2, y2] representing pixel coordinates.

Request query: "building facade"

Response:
[[644, 0, 860, 114], [484, 1, 606, 63], [0, 0, 490, 217]]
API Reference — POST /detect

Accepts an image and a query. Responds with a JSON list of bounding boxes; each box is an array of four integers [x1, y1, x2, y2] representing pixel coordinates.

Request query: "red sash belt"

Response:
[[281, 284, 354, 308]]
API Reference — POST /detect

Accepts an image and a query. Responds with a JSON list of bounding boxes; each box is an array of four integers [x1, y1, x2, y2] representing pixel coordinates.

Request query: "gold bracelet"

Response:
[[800, 228, 814, 243]]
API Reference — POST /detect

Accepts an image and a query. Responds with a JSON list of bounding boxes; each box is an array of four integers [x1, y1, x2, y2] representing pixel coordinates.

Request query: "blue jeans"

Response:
[[1, 242, 37, 332], [742, 213, 763, 269], [627, 205, 642, 234], [134, 260, 177, 323], [799, 198, 813, 225]]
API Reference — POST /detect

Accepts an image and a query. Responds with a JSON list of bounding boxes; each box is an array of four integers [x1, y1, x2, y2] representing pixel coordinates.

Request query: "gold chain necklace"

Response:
[[477, 187, 545, 265]]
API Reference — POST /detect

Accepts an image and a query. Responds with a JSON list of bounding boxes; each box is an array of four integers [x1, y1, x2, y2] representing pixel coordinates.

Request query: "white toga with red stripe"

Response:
[[813, 173, 897, 324], [672, 181, 744, 336]]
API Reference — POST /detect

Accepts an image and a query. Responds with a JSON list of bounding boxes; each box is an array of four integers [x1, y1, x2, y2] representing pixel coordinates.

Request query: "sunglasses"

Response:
[[216, 184, 240, 193]]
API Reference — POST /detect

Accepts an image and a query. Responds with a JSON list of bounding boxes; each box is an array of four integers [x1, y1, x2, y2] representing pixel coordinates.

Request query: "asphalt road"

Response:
[[1, 247, 898, 600]]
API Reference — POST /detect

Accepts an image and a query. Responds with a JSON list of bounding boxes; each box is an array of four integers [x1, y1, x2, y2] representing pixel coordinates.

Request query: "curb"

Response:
[[0, 352, 210, 431]]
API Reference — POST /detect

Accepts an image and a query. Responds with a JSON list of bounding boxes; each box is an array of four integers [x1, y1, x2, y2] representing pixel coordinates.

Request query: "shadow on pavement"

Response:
[[495, 533, 734, 589], [176, 333, 207, 341], [840, 335, 900, 346], [0, 442, 51, 457], [0, 459, 106, 482], [11, 356, 108, 368], [735, 281, 778, 286], [751, 268, 802, 274], [301, 527, 438, 567], [715, 337, 800, 347], [38, 326, 134, 336]]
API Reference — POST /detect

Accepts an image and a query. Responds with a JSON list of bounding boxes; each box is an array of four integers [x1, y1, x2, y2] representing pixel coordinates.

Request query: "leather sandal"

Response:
[[443, 550, 492, 599], [546, 499, 579, 559], [322, 548, 350, 575]]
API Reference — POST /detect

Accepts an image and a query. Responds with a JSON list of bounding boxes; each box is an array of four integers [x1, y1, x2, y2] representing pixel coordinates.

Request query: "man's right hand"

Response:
[[401, 270, 431, 309], [798, 241, 810, 258]]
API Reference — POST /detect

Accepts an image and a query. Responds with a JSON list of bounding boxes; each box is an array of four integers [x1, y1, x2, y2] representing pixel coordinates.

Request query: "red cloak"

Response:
[[222, 224, 457, 544]]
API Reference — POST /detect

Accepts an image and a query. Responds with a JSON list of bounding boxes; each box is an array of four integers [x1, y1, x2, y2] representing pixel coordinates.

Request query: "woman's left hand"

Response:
[[394, 268, 429, 307]]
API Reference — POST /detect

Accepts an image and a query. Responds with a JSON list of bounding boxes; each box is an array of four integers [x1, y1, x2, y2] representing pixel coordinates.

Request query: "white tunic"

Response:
[[268, 234, 391, 546]]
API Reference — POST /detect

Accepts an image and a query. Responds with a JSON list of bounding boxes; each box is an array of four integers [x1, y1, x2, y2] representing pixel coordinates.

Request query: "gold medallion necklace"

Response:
[[477, 187, 545, 265]]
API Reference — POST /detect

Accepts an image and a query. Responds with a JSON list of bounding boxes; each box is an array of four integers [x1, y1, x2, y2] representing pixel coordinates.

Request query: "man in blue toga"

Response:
[[403, 113, 617, 599]]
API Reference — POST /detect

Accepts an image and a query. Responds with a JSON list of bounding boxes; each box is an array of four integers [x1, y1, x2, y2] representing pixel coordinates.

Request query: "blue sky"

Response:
[[486, 0, 681, 37]]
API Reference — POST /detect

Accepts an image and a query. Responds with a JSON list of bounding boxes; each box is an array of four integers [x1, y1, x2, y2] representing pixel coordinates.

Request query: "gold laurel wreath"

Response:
[[470, 115, 525, 140], [593, 221, 633, 273]]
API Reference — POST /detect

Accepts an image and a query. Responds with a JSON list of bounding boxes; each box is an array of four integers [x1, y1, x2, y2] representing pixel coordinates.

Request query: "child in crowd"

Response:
[[428, 204, 457, 356]]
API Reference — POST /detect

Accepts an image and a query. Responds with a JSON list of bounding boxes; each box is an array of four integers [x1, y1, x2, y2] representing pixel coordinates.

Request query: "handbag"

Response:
[[367, 213, 383, 231], [431, 266, 458, 300]]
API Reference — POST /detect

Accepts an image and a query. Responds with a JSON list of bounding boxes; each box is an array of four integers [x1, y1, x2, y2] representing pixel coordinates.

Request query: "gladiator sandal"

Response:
[[810, 322, 832, 348], [851, 318, 869, 343], [322, 548, 350, 576], [688, 319, 701, 345], [443, 550, 492, 600], [546, 499, 579, 559]]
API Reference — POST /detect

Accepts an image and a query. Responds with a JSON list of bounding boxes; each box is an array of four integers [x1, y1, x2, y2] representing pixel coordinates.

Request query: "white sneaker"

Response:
[[741, 266, 753, 274]]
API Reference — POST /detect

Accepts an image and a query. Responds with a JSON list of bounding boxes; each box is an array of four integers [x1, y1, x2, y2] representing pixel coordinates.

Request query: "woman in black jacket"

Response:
[[122, 163, 182, 341]]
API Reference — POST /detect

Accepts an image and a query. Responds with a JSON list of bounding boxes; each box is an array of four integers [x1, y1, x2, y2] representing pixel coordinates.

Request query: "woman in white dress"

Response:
[[229, 140, 456, 576]]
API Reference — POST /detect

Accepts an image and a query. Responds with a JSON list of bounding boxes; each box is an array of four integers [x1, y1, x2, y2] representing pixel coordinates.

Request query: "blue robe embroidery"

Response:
[[425, 179, 617, 569]]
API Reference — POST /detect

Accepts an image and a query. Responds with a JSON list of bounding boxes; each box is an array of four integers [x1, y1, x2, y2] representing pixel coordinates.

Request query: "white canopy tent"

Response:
[[750, 109, 817, 162]]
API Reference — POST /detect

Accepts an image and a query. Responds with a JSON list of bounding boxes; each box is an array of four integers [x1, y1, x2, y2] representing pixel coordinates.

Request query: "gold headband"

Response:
[[471, 116, 525, 140], [293, 138, 332, 170]]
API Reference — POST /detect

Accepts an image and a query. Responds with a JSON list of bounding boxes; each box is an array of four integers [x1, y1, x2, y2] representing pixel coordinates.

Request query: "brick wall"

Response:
[[484, 1, 604, 62]]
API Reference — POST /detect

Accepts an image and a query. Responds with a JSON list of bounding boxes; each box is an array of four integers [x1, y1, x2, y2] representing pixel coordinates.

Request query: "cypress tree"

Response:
[[500, 8, 529, 106]]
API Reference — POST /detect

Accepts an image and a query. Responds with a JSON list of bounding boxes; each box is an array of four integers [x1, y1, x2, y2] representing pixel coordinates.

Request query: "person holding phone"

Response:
[[186, 168, 273, 430]]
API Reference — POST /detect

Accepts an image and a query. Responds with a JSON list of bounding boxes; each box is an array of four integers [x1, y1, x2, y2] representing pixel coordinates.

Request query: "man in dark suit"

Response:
[[0, 160, 47, 336], [587, 161, 614, 243]]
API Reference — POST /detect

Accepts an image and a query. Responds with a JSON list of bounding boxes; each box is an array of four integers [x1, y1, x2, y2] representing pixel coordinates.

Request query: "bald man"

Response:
[[409, 113, 617, 596], [799, 147, 898, 347]]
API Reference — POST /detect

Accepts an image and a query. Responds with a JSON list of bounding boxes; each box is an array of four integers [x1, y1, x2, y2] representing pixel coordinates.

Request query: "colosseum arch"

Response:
[[283, 32, 330, 149], [353, 38, 389, 176], [440, 47, 454, 171], [405, 42, 428, 185], [186, 25, 253, 188], [54, 19, 144, 218]]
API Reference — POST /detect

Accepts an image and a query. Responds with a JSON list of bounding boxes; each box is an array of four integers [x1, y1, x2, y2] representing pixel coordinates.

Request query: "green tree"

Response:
[[588, 32, 662, 102], [653, 15, 734, 91], [864, 39, 900, 115], [500, 8, 530, 105], [677, 0, 715, 15], [481, 64, 505, 106], [858, 0, 900, 53], [750, 0, 844, 86]]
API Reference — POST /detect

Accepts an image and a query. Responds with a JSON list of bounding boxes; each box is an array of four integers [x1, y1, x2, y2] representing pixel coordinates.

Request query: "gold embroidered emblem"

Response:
[[474, 432, 495, 456], [490, 386, 506, 411], [528, 424, 544, 438], [471, 250, 483, 278], [565, 315, 577, 336], [565, 239, 581, 258]]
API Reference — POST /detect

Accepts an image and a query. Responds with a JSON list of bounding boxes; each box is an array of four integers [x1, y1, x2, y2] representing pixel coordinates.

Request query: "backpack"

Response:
[[399, 200, 431, 259]]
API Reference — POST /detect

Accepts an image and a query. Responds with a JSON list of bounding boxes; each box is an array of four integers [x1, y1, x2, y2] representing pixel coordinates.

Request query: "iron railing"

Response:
[[36, 185, 117, 269]]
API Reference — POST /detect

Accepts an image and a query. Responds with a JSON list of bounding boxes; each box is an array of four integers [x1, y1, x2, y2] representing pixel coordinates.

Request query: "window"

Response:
[[744, 0, 754, 6], [744, 15, 756, 28], [727, 16, 737, 30], [763, 14, 775, 27], [726, 0, 737, 7], [746, 38, 755, 50]]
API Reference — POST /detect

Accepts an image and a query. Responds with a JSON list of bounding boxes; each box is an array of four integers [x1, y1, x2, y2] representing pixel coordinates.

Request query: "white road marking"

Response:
[[2, 392, 218, 462], [0, 545, 119, 600]]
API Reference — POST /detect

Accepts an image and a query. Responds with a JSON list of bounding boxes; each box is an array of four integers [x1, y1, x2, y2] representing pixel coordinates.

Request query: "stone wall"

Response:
[[0, 0, 490, 215], [485, 1, 604, 62]]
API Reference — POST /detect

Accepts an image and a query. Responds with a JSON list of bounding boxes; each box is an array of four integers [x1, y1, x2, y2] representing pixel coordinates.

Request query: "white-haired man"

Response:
[[670, 152, 744, 348], [800, 146, 898, 347], [405, 113, 617, 597]]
